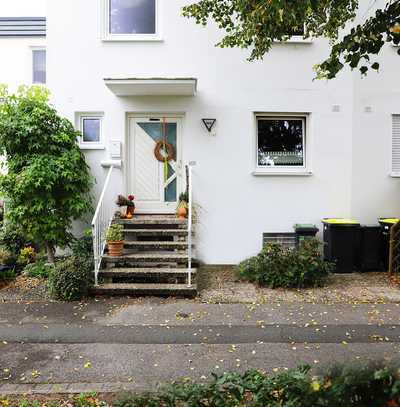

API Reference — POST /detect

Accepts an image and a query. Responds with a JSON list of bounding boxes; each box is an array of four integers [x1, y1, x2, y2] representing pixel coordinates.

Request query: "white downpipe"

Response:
[[187, 164, 193, 287], [91, 165, 116, 286]]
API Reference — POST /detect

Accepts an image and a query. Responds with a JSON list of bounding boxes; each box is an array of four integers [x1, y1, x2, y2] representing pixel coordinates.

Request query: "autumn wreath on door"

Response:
[[154, 117, 175, 181]]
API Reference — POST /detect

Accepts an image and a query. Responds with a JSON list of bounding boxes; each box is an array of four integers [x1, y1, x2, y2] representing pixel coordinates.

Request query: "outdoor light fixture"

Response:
[[202, 118, 217, 133]]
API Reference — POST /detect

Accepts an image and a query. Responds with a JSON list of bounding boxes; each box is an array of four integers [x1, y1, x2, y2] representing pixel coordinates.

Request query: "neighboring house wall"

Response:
[[0, 0, 46, 91], [47, 0, 400, 264]]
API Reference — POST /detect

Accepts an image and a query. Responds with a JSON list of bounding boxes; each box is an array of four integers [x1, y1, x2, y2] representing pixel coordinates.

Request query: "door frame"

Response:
[[125, 112, 185, 214]]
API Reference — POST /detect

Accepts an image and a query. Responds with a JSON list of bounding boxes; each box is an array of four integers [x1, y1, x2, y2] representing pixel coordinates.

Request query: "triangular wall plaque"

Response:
[[202, 118, 216, 132]]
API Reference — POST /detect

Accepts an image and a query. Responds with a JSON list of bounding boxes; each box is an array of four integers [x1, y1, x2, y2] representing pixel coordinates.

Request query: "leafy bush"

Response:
[[236, 238, 334, 289], [0, 247, 12, 265], [23, 261, 54, 279], [0, 266, 15, 281], [0, 223, 28, 262], [114, 363, 400, 407], [17, 246, 36, 266], [70, 230, 93, 260], [47, 256, 92, 301]]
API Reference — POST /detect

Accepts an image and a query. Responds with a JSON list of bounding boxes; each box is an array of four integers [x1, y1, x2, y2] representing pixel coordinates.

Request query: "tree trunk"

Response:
[[45, 242, 55, 264]]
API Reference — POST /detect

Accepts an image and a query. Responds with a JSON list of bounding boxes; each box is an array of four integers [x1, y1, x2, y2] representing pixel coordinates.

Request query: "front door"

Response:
[[128, 117, 182, 213]]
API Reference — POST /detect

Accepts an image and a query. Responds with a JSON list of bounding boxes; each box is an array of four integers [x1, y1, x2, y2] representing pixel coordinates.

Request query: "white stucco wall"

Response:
[[47, 0, 400, 264], [0, 0, 46, 91]]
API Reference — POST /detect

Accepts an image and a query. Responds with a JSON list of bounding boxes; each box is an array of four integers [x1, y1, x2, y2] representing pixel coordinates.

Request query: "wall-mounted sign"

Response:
[[202, 118, 217, 133]]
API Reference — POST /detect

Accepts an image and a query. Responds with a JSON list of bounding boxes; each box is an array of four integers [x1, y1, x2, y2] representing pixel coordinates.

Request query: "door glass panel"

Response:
[[165, 178, 177, 202], [137, 121, 178, 203]]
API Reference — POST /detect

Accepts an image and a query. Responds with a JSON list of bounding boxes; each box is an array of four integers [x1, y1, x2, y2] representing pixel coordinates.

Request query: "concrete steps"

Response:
[[91, 283, 197, 297], [123, 241, 188, 250], [94, 214, 196, 298]]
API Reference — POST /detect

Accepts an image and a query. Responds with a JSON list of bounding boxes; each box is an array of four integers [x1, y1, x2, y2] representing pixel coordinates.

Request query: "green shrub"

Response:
[[23, 261, 54, 279], [0, 247, 12, 265], [47, 256, 92, 301], [113, 363, 400, 407], [0, 266, 15, 281], [70, 229, 93, 260], [236, 238, 333, 289], [0, 223, 27, 262], [17, 246, 36, 266]]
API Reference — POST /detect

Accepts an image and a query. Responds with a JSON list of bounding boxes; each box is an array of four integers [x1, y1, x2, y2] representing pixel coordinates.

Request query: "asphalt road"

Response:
[[1, 300, 400, 394]]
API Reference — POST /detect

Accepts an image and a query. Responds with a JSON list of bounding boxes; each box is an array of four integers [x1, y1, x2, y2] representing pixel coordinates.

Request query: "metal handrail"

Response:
[[91, 165, 116, 286], [187, 164, 193, 287]]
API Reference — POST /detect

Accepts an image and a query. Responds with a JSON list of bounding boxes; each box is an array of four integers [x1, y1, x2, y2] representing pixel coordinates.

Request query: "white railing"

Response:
[[91, 165, 117, 286], [187, 164, 193, 287]]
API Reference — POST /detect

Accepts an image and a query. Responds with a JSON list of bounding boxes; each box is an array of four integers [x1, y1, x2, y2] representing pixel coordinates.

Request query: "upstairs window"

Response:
[[104, 0, 159, 41], [32, 49, 46, 84], [256, 115, 307, 171]]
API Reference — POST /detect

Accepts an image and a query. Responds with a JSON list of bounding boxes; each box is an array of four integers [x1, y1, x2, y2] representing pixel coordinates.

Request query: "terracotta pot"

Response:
[[127, 206, 135, 216], [177, 205, 188, 219], [107, 241, 124, 257]]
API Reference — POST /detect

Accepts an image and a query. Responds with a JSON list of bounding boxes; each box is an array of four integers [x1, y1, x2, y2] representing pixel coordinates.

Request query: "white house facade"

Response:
[[43, 0, 400, 266]]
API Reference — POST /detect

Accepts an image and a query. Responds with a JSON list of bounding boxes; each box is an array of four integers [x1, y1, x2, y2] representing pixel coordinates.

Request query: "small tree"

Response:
[[0, 85, 93, 263]]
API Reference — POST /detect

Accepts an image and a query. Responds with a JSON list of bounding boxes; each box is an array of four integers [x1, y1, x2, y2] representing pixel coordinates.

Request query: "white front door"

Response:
[[128, 117, 182, 213]]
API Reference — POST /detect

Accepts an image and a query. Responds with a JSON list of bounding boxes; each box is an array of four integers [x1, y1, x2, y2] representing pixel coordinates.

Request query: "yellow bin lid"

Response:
[[322, 218, 359, 225], [378, 218, 400, 224]]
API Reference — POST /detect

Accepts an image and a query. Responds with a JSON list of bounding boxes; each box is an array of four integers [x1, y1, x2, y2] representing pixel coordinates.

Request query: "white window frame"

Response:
[[102, 0, 161, 42], [253, 113, 312, 176], [31, 46, 46, 85], [76, 112, 105, 150]]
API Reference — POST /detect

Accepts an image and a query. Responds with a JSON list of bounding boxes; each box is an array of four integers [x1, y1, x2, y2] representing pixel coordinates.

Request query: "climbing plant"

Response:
[[0, 85, 93, 262], [182, 0, 400, 79]]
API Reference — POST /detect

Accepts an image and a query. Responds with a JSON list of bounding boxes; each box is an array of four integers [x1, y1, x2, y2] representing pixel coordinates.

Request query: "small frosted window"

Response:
[[110, 0, 156, 34], [33, 49, 46, 84], [82, 118, 101, 143]]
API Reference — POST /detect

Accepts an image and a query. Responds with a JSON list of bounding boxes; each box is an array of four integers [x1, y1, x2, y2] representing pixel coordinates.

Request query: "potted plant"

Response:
[[116, 195, 135, 219], [106, 224, 124, 257], [177, 192, 189, 219]]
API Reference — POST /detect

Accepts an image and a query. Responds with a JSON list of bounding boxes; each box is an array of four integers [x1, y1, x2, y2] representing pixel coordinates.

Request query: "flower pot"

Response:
[[119, 205, 128, 218], [127, 206, 135, 216], [177, 205, 188, 219], [107, 241, 124, 257]]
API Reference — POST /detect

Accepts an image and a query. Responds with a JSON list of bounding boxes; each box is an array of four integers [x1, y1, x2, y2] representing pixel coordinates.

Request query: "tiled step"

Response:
[[123, 229, 189, 236], [103, 253, 188, 263], [122, 241, 189, 250], [99, 267, 196, 278], [91, 283, 197, 297]]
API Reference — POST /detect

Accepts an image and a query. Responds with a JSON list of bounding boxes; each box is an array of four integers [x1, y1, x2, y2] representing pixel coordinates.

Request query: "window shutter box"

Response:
[[392, 115, 400, 174]]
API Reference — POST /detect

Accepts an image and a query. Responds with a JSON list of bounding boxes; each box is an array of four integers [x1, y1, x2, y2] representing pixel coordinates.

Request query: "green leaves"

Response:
[[235, 239, 333, 289], [182, 0, 400, 78], [0, 86, 93, 260]]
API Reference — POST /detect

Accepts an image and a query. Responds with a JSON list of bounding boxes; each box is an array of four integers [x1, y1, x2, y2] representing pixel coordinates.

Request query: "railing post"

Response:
[[187, 164, 193, 287]]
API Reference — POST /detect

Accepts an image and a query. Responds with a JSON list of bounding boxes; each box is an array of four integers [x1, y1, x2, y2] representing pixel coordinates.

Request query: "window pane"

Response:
[[257, 118, 304, 166], [33, 50, 46, 84], [110, 0, 156, 34], [82, 118, 101, 142]]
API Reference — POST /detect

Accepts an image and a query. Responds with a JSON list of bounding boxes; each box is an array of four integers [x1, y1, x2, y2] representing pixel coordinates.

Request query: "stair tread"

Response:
[[123, 229, 189, 234], [100, 267, 197, 275], [123, 241, 188, 246], [92, 283, 197, 295], [117, 218, 187, 225]]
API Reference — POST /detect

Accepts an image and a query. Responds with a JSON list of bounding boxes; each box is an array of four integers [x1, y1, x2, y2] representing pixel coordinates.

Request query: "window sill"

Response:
[[390, 172, 400, 178], [274, 36, 313, 44], [79, 144, 105, 150], [252, 170, 313, 177], [102, 35, 163, 43]]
